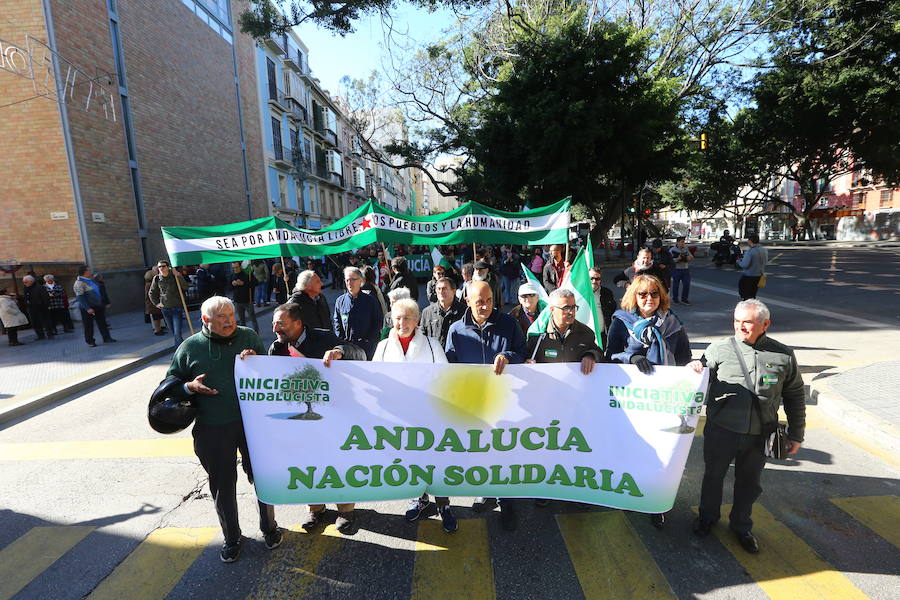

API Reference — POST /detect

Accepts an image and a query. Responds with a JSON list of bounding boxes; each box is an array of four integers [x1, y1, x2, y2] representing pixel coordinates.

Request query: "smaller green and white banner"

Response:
[[235, 357, 709, 512], [162, 198, 570, 266]]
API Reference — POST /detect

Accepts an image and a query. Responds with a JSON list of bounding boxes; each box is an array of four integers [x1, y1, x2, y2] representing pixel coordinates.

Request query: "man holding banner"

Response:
[[445, 281, 526, 530]]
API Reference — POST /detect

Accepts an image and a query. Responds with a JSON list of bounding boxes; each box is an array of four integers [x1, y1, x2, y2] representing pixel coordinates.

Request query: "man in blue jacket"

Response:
[[333, 266, 383, 359], [445, 280, 526, 531]]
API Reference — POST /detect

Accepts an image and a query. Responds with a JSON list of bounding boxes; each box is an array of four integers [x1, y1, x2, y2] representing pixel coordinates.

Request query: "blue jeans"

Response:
[[161, 307, 185, 346], [254, 284, 268, 305], [671, 269, 691, 301], [502, 276, 520, 305]]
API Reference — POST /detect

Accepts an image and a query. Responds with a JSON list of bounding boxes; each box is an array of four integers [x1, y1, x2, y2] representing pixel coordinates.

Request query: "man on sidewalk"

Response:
[[22, 275, 54, 339], [149, 260, 189, 346], [737, 234, 768, 300], [73, 266, 116, 347], [164, 296, 281, 563], [445, 281, 526, 531], [669, 236, 694, 305], [688, 299, 805, 554]]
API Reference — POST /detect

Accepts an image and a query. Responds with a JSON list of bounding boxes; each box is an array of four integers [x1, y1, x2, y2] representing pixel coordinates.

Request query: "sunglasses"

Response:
[[519, 293, 537, 298], [589, 277, 601, 281], [637, 291, 660, 299]]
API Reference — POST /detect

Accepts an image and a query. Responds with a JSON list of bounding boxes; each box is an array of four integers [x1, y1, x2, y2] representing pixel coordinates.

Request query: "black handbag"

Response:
[[729, 338, 792, 459]]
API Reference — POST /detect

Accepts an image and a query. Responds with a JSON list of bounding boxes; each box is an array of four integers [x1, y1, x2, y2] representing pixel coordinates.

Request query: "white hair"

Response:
[[343, 266, 363, 280], [43, 274, 55, 282], [201, 295, 234, 319], [22, 275, 35, 284], [735, 299, 770, 322], [391, 298, 420, 320], [387, 287, 411, 303], [294, 269, 317, 294], [549, 288, 575, 301]]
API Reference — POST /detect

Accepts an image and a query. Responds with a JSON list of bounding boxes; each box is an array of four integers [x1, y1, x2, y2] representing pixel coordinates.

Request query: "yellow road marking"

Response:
[[0, 439, 194, 461], [411, 518, 495, 600], [246, 525, 341, 600], [0, 525, 95, 600], [556, 511, 675, 600], [706, 504, 868, 600], [87, 527, 217, 600], [830, 496, 900, 549]]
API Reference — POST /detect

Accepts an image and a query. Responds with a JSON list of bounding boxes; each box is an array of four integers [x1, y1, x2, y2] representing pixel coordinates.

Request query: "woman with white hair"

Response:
[[0, 287, 29, 346], [43, 274, 74, 333], [372, 298, 457, 533]]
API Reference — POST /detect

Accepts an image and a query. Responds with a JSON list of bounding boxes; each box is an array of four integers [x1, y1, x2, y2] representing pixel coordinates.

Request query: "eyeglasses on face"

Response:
[[552, 304, 578, 313], [637, 291, 660, 299], [589, 277, 601, 281]]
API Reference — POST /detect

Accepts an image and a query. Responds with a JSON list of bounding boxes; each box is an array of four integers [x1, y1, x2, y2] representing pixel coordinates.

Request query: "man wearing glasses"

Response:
[[333, 266, 383, 359], [525, 289, 603, 374], [589, 268, 616, 348]]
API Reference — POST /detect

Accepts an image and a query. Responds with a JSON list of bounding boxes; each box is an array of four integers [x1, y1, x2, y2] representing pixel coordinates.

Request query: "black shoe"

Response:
[[499, 505, 517, 532], [301, 509, 325, 532], [8, 342, 24, 347], [438, 505, 458, 533], [681, 300, 691, 305], [650, 513, 666, 529], [104, 338, 117, 343], [736, 531, 759, 553], [335, 511, 358, 535], [220, 539, 242, 563], [87, 342, 97, 347], [264, 528, 283, 550], [405, 497, 430, 522], [534, 498, 550, 507], [471, 497, 499, 513], [692, 517, 713, 537]]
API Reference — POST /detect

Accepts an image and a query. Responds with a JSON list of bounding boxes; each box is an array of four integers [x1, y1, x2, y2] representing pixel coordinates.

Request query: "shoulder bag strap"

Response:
[[729, 337, 756, 393]]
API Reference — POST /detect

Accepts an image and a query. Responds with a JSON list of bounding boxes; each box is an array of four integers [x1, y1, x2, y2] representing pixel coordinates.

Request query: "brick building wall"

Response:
[[0, 0, 83, 271]]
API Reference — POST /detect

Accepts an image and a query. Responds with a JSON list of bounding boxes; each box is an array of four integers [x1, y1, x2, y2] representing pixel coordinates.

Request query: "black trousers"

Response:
[[699, 421, 766, 534], [192, 421, 276, 544], [738, 275, 761, 300], [80, 306, 112, 344], [29, 306, 54, 337]]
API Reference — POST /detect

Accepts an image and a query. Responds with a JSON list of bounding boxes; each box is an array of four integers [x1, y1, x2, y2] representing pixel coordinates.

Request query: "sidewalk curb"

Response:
[[0, 306, 278, 426], [809, 379, 900, 456], [0, 340, 174, 426]]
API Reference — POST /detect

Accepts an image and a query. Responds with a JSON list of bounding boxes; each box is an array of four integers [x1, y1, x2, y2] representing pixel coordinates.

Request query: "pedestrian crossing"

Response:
[[1, 496, 896, 600]]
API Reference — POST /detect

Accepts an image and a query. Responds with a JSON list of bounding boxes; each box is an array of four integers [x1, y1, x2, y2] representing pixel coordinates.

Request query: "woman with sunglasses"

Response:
[[606, 273, 693, 529]]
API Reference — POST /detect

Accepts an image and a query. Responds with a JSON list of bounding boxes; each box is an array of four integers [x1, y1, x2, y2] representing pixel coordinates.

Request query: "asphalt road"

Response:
[[1, 246, 898, 600]]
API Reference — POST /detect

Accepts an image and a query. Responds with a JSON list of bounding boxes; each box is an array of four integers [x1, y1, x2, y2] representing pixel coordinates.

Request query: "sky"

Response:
[[294, 5, 462, 96]]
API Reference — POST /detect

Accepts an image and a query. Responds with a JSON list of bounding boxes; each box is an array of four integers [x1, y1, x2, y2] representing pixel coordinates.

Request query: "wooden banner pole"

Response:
[[173, 270, 195, 335]]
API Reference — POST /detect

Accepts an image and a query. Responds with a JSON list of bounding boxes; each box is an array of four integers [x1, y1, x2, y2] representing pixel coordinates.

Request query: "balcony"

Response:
[[262, 35, 286, 56], [268, 87, 288, 113], [273, 145, 293, 169], [286, 98, 308, 125]]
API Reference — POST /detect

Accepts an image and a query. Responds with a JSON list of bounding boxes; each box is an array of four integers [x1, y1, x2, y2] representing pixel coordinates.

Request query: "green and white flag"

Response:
[[162, 198, 571, 266], [431, 247, 455, 271], [520, 263, 550, 304], [527, 237, 603, 348]]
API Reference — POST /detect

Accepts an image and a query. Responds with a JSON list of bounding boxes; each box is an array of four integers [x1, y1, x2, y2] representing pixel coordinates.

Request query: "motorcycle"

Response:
[[710, 240, 742, 268]]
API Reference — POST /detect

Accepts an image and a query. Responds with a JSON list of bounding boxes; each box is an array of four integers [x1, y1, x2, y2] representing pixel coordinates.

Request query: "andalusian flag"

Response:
[[431, 247, 455, 271], [527, 237, 603, 348], [520, 263, 550, 304]]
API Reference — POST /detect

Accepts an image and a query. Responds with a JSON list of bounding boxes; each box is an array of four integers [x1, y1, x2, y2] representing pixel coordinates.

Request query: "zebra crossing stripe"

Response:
[[709, 504, 868, 600], [830, 495, 900, 549], [0, 525, 95, 599], [556, 511, 675, 600], [86, 527, 217, 600], [411, 519, 496, 600], [246, 525, 342, 600], [0, 439, 194, 461]]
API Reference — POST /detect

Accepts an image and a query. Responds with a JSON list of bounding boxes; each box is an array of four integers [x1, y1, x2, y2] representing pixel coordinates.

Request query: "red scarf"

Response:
[[399, 334, 414, 354]]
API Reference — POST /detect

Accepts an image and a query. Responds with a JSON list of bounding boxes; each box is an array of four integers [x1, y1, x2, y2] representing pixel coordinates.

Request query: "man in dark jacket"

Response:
[[472, 260, 502, 308], [542, 244, 567, 293], [289, 270, 331, 330], [445, 281, 526, 531], [650, 239, 675, 290], [268, 301, 365, 534], [229, 262, 259, 332], [688, 299, 805, 554], [420, 277, 465, 348], [388, 256, 419, 302], [425, 264, 447, 304], [149, 260, 189, 346], [526, 289, 603, 368], [22, 275, 54, 339], [589, 268, 616, 348], [333, 266, 383, 359]]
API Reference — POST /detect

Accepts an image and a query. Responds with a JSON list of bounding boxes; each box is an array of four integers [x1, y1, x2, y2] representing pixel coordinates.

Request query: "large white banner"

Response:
[[235, 357, 709, 513]]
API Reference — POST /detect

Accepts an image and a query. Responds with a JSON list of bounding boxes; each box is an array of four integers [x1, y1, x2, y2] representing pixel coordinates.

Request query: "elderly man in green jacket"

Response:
[[688, 299, 805, 554]]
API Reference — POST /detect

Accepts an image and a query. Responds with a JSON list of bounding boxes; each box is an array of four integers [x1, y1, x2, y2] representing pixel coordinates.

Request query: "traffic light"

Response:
[[643, 209, 652, 217], [628, 206, 636, 214], [699, 132, 708, 151]]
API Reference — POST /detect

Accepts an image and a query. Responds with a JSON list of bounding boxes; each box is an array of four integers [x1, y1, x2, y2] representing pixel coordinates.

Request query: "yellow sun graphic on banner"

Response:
[[432, 366, 511, 426]]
